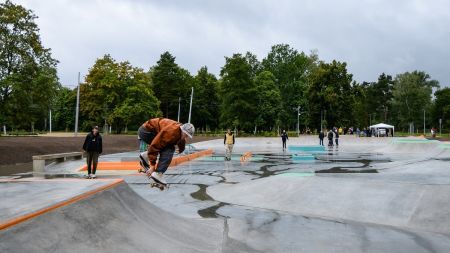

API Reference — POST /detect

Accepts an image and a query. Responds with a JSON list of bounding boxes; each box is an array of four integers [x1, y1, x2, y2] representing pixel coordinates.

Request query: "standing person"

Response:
[[327, 129, 334, 147], [138, 118, 194, 185], [82, 126, 102, 179], [224, 129, 235, 161], [281, 130, 289, 150], [319, 130, 324, 146], [335, 128, 340, 146]]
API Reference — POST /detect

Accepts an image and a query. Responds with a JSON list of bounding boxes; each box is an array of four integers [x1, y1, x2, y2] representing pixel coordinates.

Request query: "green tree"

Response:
[[351, 82, 369, 129], [261, 44, 316, 129], [219, 53, 257, 132], [192, 66, 219, 131], [0, 0, 59, 131], [365, 73, 394, 123], [431, 87, 450, 133], [307, 60, 354, 130], [254, 71, 282, 132], [81, 55, 160, 133], [391, 71, 439, 131], [52, 86, 76, 131], [151, 51, 191, 120]]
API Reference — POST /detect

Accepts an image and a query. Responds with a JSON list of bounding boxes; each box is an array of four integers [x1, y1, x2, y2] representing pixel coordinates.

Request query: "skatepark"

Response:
[[1, 136, 450, 252]]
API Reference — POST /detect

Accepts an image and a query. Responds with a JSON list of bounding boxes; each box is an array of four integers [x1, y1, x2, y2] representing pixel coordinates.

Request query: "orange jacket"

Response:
[[142, 118, 186, 165]]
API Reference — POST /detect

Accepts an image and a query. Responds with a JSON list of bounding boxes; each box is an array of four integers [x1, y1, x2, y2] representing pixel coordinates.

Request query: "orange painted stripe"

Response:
[[78, 149, 213, 171], [0, 178, 124, 230]]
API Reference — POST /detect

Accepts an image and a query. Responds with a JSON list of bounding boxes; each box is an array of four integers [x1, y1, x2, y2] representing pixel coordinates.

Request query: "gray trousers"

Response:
[[225, 144, 234, 159], [86, 152, 99, 174]]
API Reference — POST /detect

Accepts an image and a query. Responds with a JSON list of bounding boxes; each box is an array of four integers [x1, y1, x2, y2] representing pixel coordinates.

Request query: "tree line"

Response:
[[1, 1, 450, 134]]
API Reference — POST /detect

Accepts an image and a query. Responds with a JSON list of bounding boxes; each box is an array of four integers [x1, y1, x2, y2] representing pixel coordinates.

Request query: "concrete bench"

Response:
[[33, 152, 84, 174]]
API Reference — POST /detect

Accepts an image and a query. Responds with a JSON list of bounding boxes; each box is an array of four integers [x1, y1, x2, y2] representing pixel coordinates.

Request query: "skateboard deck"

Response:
[[149, 176, 169, 191]]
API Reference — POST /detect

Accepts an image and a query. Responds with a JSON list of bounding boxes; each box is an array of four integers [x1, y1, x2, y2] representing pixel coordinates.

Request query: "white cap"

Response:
[[180, 123, 195, 138]]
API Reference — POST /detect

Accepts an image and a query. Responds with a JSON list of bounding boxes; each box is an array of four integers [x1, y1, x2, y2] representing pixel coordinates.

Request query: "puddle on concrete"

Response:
[[189, 183, 229, 218], [316, 168, 378, 173], [190, 184, 214, 201], [198, 202, 228, 218], [313, 158, 389, 173]]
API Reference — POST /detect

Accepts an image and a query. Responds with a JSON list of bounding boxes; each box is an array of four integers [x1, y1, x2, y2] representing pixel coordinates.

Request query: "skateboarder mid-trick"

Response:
[[138, 118, 195, 185]]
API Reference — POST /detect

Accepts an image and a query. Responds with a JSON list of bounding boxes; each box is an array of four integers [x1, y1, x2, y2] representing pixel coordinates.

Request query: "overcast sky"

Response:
[[13, 0, 450, 88]]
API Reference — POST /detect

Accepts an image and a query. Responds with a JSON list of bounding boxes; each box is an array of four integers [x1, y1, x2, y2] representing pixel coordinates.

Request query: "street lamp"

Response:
[[74, 72, 80, 137], [423, 109, 426, 135], [297, 106, 301, 137]]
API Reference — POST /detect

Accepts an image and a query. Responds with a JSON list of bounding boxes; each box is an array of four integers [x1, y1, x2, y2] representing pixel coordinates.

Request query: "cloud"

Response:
[[13, 0, 450, 87]]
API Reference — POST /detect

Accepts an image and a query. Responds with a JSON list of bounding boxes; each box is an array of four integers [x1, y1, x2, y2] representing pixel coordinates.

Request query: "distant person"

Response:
[[82, 126, 102, 179], [281, 130, 289, 150], [138, 118, 194, 185], [224, 129, 235, 161], [327, 130, 334, 147], [431, 128, 436, 138], [335, 128, 340, 146], [319, 130, 324, 146]]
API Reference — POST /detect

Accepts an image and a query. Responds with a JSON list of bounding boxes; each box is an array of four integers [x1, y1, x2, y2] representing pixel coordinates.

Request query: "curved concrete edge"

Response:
[[0, 182, 224, 253], [0, 178, 124, 230]]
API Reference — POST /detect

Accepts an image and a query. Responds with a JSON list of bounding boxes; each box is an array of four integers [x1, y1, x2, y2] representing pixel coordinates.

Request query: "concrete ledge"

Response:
[[33, 152, 84, 175], [32, 152, 84, 160]]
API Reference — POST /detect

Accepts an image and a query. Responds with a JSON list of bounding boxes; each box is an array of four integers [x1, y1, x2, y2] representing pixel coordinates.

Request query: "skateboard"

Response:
[[149, 176, 169, 191]]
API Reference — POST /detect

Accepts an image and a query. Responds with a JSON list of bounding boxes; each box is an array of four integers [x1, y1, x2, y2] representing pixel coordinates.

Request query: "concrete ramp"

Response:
[[0, 182, 224, 253], [208, 174, 450, 236], [377, 138, 441, 155]]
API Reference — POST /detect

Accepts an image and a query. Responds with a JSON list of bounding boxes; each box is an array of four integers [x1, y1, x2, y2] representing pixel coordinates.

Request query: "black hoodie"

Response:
[[83, 132, 103, 153]]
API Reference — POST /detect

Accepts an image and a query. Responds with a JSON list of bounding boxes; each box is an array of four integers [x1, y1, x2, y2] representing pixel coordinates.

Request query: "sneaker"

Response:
[[139, 154, 150, 168], [84, 174, 91, 179], [151, 171, 166, 185], [91, 174, 97, 179], [139, 160, 149, 173]]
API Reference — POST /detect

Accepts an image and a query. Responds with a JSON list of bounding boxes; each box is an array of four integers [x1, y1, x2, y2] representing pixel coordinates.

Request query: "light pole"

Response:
[[49, 109, 52, 133], [188, 87, 194, 123], [177, 97, 181, 122], [423, 109, 426, 135], [74, 72, 80, 137], [439, 118, 442, 136], [320, 110, 323, 132], [297, 106, 300, 137]]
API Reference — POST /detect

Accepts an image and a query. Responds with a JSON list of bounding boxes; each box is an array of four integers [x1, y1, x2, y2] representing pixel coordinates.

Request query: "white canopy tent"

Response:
[[369, 123, 394, 137]]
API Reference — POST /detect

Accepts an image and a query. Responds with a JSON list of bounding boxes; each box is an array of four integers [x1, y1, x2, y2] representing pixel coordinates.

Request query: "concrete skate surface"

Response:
[[1, 136, 450, 252]]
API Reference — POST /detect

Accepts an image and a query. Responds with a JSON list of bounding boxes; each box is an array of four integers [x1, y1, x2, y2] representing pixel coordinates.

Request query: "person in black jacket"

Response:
[[318, 131, 324, 146], [82, 126, 102, 178], [327, 130, 334, 147], [334, 128, 340, 147], [281, 130, 288, 150]]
